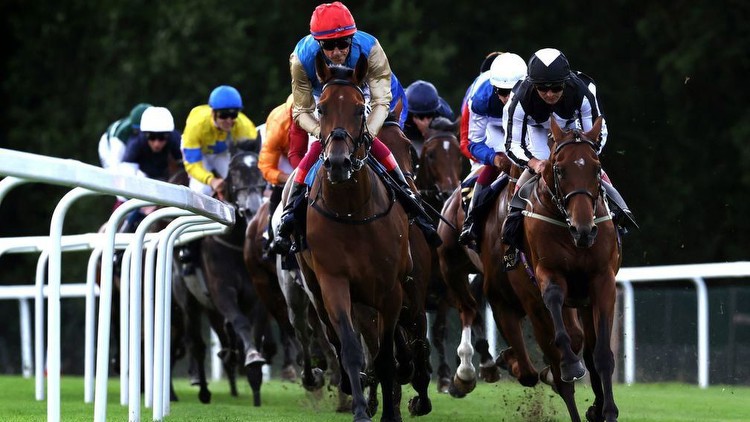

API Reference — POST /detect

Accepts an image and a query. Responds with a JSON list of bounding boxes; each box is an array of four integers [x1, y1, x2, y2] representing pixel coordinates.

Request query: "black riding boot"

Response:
[[387, 168, 442, 247], [501, 194, 525, 271], [602, 181, 638, 236], [270, 182, 307, 254], [458, 182, 489, 251]]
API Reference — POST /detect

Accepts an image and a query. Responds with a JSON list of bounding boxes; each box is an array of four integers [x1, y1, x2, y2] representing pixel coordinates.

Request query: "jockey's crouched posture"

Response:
[[271, 1, 441, 255], [501, 48, 637, 269]]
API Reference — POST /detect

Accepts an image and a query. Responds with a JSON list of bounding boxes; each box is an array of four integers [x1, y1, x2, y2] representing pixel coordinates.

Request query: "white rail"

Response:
[[0, 148, 234, 422]]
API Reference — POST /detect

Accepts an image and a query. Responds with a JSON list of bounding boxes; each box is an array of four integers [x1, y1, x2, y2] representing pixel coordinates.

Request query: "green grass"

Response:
[[0, 375, 748, 421]]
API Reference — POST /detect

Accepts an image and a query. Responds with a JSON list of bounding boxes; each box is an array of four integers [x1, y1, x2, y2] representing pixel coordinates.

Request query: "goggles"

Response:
[[319, 37, 352, 51], [147, 132, 169, 141], [534, 84, 564, 93], [217, 109, 240, 120]]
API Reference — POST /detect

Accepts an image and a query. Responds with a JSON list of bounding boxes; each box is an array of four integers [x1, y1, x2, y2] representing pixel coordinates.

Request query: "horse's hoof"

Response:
[[280, 364, 298, 382], [244, 350, 266, 369], [198, 389, 211, 404], [437, 377, 450, 394], [302, 368, 325, 391], [585, 405, 609, 422], [408, 395, 432, 416], [479, 361, 501, 383], [448, 375, 476, 398], [539, 366, 555, 387], [561, 360, 586, 383]]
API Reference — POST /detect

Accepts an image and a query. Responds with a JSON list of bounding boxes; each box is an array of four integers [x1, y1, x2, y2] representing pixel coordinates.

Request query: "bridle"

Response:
[[318, 79, 372, 173], [524, 134, 611, 228]]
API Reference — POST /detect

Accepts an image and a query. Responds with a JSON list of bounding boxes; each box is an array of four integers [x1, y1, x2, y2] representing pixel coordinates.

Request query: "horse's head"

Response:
[[546, 117, 604, 248], [316, 54, 369, 183], [225, 151, 265, 223], [416, 128, 463, 204]]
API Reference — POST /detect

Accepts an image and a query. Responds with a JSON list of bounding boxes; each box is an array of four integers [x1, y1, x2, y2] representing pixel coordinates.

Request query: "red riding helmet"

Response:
[[310, 2, 357, 40]]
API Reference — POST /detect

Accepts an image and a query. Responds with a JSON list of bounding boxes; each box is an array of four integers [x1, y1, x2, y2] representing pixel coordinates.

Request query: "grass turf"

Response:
[[0, 375, 748, 421]]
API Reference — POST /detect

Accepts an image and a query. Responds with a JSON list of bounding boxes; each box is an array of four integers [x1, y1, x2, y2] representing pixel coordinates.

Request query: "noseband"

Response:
[[319, 79, 372, 172]]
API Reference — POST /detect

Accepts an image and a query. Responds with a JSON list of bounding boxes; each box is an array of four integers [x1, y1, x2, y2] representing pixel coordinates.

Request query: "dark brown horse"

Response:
[[506, 117, 620, 422], [171, 151, 276, 406], [296, 58, 410, 422]]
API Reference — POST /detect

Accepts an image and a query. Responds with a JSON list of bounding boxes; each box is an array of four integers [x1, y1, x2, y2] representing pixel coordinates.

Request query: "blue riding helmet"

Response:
[[405, 80, 440, 114], [208, 85, 243, 110]]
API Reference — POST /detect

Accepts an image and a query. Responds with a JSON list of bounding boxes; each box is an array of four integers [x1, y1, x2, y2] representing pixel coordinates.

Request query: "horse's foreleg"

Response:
[[490, 303, 538, 387], [587, 281, 619, 422], [329, 308, 368, 422], [541, 282, 586, 382], [450, 325, 477, 397]]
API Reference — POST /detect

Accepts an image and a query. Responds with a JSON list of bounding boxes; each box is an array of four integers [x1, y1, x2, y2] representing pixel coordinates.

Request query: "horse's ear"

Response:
[[549, 115, 565, 142], [315, 51, 330, 83], [353, 54, 368, 85], [583, 116, 603, 142]]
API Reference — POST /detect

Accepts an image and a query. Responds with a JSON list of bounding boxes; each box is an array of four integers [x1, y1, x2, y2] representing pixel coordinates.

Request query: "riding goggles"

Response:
[[147, 132, 170, 141], [493, 87, 511, 97], [217, 109, 240, 120], [319, 37, 352, 51], [534, 83, 565, 93]]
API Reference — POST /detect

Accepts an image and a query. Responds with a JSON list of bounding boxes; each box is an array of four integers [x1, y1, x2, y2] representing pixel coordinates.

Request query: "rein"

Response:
[[310, 167, 397, 224]]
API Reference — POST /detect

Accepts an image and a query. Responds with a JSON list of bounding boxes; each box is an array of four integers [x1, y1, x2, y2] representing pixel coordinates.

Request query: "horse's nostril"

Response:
[[343, 158, 352, 168]]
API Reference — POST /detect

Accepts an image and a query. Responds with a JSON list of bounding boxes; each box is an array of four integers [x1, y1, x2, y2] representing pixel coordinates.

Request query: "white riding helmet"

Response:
[[140, 106, 175, 132], [489, 53, 528, 89]]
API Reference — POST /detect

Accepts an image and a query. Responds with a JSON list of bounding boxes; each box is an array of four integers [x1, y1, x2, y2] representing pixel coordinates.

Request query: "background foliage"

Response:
[[1, 1, 748, 377]]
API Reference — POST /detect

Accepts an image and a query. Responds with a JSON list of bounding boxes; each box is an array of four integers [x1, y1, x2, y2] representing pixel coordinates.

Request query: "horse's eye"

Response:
[[317, 105, 325, 115]]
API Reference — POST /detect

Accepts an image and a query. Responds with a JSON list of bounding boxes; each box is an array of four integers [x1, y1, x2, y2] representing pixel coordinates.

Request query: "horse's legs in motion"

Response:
[[542, 282, 586, 382], [327, 301, 368, 421], [372, 290, 403, 422], [581, 281, 619, 422], [469, 274, 501, 383], [183, 299, 211, 404], [430, 303, 451, 393], [207, 312, 238, 397]]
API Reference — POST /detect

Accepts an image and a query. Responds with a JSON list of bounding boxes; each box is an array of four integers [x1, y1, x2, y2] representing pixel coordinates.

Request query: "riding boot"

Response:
[[501, 170, 534, 271], [601, 180, 638, 237], [270, 182, 307, 255], [458, 182, 489, 251], [387, 168, 443, 247]]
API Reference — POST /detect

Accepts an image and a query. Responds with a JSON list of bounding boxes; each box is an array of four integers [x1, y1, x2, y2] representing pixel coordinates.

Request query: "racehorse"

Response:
[[295, 57, 411, 422], [506, 116, 620, 421], [413, 124, 463, 209], [171, 151, 276, 406]]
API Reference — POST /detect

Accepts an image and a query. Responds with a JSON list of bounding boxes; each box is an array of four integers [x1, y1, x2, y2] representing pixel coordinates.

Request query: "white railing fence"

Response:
[[479, 261, 750, 389], [0, 148, 234, 422]]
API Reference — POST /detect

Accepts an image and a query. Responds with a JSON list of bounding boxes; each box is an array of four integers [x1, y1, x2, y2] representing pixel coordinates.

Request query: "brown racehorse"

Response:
[[296, 58, 410, 422], [506, 116, 620, 422]]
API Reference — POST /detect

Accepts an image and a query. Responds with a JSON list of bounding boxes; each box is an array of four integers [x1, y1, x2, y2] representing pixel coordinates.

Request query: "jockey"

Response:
[[457, 52, 527, 251], [272, 1, 441, 254], [181, 85, 259, 201], [98, 102, 151, 170], [459, 52, 502, 166], [501, 48, 637, 266], [121, 106, 182, 182], [403, 80, 456, 146], [118, 106, 182, 233]]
